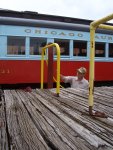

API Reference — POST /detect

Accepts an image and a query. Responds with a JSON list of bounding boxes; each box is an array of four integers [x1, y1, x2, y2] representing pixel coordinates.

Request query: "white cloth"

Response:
[[63, 76, 89, 89]]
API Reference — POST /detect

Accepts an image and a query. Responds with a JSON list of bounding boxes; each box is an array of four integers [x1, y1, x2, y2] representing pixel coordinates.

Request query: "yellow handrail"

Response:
[[41, 43, 60, 96], [44, 50, 64, 88], [89, 13, 113, 114]]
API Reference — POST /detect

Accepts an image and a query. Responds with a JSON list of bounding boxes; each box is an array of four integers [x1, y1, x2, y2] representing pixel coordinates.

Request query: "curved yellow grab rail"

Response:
[[41, 43, 60, 96], [44, 50, 64, 88], [89, 13, 113, 114]]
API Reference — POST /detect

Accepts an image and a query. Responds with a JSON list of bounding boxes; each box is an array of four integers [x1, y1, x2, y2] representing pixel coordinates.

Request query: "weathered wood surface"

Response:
[[1, 86, 113, 150], [0, 94, 8, 150]]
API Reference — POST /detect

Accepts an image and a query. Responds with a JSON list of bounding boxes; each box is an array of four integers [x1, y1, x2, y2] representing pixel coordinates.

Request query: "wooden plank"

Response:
[[4, 90, 51, 150], [17, 90, 89, 150], [0, 94, 8, 150], [36, 89, 113, 148], [2, 86, 113, 150], [58, 88, 113, 118]]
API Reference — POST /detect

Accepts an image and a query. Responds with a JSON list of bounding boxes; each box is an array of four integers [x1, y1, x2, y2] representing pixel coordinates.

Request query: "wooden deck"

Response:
[[0, 87, 113, 150]]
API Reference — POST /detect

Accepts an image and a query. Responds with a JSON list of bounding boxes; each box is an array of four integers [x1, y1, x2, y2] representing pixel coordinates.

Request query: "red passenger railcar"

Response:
[[0, 9, 113, 88]]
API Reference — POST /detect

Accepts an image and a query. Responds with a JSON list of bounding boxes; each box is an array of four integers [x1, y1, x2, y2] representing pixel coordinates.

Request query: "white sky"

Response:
[[1, 0, 113, 23]]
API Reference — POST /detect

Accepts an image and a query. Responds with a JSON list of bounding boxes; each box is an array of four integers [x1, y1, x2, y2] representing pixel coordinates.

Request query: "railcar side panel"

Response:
[[0, 60, 113, 84], [0, 60, 43, 84]]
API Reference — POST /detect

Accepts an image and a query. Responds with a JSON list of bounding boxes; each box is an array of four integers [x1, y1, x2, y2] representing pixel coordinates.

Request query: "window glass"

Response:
[[73, 41, 87, 56], [54, 39, 69, 55], [109, 43, 113, 58], [95, 42, 105, 57], [30, 37, 47, 55], [7, 36, 25, 55]]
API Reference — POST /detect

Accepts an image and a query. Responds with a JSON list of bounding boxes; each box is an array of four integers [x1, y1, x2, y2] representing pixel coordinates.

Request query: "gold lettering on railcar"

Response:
[[45, 31, 48, 34], [95, 35, 113, 40], [25, 29, 31, 33], [51, 31, 57, 35], [0, 69, 10, 74], [77, 33, 83, 37], [35, 30, 41, 34], [95, 35, 99, 39], [101, 36, 106, 39], [69, 33, 75, 36], [108, 37, 112, 40], [59, 32, 66, 36], [24, 29, 113, 41]]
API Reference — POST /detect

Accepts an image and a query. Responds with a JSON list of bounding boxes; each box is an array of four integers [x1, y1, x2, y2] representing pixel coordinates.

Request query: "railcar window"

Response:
[[7, 36, 25, 55], [30, 37, 47, 55], [54, 39, 69, 55], [95, 42, 105, 57], [73, 41, 87, 56], [109, 43, 113, 58]]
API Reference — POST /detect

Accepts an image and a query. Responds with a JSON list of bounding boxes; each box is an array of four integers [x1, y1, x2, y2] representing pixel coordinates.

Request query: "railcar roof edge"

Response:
[[0, 9, 113, 34], [0, 16, 113, 35], [0, 8, 92, 25]]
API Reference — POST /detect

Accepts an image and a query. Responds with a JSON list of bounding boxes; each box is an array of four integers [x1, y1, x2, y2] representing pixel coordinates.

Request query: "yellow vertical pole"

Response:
[[56, 44, 60, 96], [88, 13, 113, 116], [41, 49, 45, 89], [89, 24, 95, 114]]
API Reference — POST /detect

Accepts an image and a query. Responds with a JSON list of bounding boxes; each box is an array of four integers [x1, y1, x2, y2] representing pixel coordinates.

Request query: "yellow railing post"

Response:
[[41, 48, 45, 89], [89, 24, 95, 114], [89, 13, 113, 116], [41, 43, 60, 96]]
